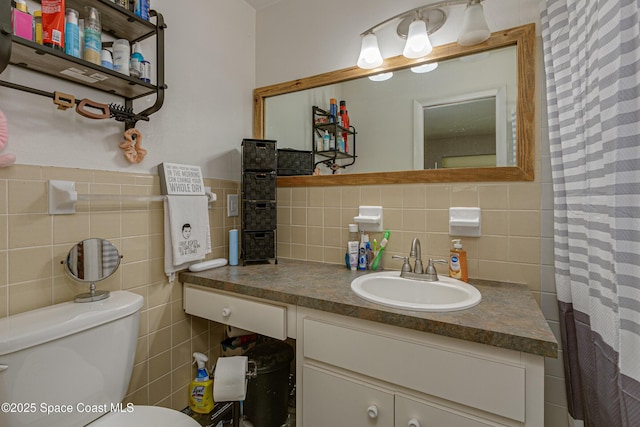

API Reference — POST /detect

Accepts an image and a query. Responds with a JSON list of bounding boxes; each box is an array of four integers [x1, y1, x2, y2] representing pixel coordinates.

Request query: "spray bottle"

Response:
[[189, 352, 214, 414]]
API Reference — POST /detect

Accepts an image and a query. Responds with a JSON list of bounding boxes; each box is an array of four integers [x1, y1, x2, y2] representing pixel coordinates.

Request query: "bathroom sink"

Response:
[[350, 271, 481, 312]]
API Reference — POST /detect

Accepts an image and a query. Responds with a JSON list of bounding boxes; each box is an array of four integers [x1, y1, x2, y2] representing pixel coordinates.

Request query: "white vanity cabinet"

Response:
[[298, 307, 544, 427], [181, 282, 546, 427]]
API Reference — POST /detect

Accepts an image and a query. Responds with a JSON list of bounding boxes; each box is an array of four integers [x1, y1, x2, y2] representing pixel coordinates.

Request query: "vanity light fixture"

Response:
[[356, 0, 491, 70]]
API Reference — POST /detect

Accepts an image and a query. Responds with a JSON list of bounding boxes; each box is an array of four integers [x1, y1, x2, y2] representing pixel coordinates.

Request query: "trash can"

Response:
[[244, 340, 294, 427]]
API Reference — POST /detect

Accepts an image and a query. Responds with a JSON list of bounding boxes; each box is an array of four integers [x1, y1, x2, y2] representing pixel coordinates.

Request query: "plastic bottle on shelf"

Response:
[[64, 8, 80, 58], [113, 39, 130, 75], [322, 130, 330, 151], [134, 0, 150, 21], [140, 60, 151, 83], [329, 98, 337, 123], [33, 10, 43, 45], [42, 0, 65, 50], [129, 42, 144, 79], [341, 101, 350, 152], [83, 6, 102, 65]]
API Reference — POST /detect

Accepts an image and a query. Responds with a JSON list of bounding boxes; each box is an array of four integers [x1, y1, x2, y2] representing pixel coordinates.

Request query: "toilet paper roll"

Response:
[[213, 356, 248, 402]]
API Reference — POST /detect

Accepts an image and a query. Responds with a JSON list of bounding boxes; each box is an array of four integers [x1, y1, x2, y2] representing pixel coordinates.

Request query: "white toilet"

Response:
[[0, 291, 201, 427]]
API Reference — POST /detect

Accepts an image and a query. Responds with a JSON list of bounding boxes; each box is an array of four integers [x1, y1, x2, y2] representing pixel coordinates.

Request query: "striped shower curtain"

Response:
[[541, 1, 640, 426]]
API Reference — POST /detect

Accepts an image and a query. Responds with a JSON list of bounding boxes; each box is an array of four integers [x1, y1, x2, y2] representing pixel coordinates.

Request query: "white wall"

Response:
[[0, 0, 255, 181]]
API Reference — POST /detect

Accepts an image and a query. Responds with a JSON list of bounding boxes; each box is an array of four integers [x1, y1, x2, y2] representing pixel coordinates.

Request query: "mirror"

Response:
[[65, 238, 120, 302], [254, 24, 535, 186]]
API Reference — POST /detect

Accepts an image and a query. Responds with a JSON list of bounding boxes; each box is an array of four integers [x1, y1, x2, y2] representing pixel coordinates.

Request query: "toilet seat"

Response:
[[89, 405, 201, 427]]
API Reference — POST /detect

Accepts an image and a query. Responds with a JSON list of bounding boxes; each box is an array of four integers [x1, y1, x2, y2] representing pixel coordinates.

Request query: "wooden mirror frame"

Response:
[[253, 24, 535, 187]]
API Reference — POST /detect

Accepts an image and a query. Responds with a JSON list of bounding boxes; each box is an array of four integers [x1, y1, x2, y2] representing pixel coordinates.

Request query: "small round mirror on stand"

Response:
[[64, 238, 121, 303]]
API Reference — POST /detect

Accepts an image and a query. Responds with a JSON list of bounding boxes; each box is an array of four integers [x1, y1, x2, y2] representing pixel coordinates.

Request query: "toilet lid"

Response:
[[89, 405, 201, 427]]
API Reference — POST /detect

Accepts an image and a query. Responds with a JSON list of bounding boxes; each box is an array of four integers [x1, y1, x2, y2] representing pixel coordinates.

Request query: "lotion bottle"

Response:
[[449, 239, 468, 282]]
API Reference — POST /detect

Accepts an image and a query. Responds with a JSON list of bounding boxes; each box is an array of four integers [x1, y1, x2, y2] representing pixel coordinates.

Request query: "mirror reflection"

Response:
[[254, 24, 536, 186], [265, 46, 517, 175], [65, 238, 121, 283]]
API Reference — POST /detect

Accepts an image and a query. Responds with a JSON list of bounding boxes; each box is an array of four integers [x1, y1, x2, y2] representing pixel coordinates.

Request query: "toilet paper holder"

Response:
[[246, 360, 258, 379]]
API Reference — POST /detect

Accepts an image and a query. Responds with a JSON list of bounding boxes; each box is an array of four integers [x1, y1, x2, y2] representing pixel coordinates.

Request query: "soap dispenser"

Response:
[[449, 239, 468, 282]]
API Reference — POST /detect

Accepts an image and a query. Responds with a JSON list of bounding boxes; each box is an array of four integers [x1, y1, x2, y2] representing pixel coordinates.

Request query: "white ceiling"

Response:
[[244, 0, 282, 10]]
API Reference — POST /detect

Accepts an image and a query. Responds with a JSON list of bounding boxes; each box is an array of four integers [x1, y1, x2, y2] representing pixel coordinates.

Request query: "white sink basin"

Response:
[[351, 271, 481, 312]]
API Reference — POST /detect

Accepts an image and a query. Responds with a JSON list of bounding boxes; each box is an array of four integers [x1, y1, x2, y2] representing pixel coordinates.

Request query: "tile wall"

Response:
[[0, 165, 240, 411]]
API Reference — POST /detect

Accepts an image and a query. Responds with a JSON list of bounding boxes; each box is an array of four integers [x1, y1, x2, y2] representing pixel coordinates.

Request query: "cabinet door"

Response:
[[303, 365, 393, 427], [395, 394, 508, 427]]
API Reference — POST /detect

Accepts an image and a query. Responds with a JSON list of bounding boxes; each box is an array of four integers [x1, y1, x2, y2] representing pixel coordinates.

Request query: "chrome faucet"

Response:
[[410, 238, 423, 274], [392, 237, 448, 282]]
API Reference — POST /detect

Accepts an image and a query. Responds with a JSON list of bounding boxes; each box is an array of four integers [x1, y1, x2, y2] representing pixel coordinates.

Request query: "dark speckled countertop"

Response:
[[179, 259, 557, 358]]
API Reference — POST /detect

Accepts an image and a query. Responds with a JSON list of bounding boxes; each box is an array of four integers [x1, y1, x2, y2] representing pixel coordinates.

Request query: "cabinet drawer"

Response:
[[303, 318, 525, 422], [242, 231, 276, 261], [396, 394, 506, 427], [303, 364, 394, 427], [242, 139, 277, 171], [242, 201, 277, 230], [184, 286, 286, 340]]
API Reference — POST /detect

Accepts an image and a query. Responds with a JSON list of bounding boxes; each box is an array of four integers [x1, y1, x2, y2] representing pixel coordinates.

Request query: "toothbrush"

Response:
[[371, 230, 390, 271]]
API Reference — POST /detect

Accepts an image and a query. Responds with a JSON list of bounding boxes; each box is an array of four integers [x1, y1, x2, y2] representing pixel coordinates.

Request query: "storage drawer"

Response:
[[184, 285, 286, 340], [303, 364, 394, 427], [242, 139, 277, 171], [396, 394, 504, 427], [277, 148, 313, 176], [242, 231, 275, 261], [303, 318, 525, 422], [242, 201, 277, 230], [243, 171, 276, 201]]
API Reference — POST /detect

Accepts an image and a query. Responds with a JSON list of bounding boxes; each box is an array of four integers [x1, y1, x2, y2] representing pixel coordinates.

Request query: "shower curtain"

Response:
[[541, 0, 640, 426]]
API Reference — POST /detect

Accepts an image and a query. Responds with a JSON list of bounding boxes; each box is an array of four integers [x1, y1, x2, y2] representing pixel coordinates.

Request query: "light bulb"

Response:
[[357, 33, 384, 69], [403, 20, 432, 59], [457, 2, 491, 46]]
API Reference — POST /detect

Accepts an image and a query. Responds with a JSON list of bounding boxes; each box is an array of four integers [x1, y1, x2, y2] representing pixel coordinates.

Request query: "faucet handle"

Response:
[[425, 258, 448, 281], [392, 255, 412, 273]]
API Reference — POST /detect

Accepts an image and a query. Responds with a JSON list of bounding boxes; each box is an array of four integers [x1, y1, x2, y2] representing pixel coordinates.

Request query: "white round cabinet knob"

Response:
[[221, 308, 231, 317], [408, 418, 421, 427], [367, 405, 379, 419]]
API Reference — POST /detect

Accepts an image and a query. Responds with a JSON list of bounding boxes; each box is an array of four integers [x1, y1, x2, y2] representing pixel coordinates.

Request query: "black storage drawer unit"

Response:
[[243, 201, 277, 231], [277, 148, 313, 176], [243, 172, 277, 201], [241, 138, 277, 264], [243, 231, 276, 261], [242, 139, 277, 171]]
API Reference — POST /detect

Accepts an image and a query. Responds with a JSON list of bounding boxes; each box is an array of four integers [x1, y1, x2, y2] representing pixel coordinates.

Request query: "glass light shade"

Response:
[[411, 62, 438, 73], [368, 72, 393, 82], [357, 33, 384, 69], [402, 20, 432, 59], [457, 3, 491, 46]]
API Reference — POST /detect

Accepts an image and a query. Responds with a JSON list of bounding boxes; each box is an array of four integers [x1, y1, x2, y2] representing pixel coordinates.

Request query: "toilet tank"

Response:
[[0, 291, 144, 427]]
